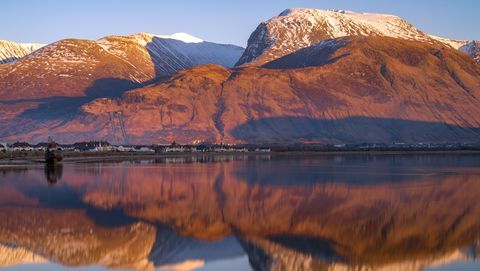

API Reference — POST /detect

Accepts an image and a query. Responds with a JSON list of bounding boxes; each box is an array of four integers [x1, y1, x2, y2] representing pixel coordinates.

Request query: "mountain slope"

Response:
[[0, 32, 243, 100], [3, 36, 479, 144], [100, 32, 243, 78], [0, 40, 44, 64], [236, 8, 479, 66]]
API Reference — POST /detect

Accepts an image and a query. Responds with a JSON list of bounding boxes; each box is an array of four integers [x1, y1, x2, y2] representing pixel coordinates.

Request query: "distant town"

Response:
[[0, 141, 270, 154], [2, 140, 480, 155]]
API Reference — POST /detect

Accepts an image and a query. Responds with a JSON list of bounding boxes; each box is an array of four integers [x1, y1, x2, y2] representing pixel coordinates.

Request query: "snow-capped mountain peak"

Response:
[[236, 8, 479, 66]]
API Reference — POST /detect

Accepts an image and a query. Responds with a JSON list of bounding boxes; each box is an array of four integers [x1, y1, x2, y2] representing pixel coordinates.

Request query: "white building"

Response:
[[135, 147, 155, 153], [0, 143, 8, 152]]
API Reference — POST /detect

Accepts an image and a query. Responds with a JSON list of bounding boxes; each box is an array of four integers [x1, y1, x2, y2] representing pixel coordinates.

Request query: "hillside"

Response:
[[0, 32, 243, 100]]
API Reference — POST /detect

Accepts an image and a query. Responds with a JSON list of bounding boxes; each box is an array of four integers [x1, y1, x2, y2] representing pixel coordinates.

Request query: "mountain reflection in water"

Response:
[[0, 154, 480, 271]]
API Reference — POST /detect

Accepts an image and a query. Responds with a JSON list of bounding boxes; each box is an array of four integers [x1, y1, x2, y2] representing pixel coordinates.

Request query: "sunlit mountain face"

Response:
[[1, 9, 480, 145], [1, 154, 480, 271]]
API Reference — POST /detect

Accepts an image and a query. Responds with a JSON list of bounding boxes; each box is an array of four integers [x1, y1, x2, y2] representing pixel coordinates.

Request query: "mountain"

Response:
[[236, 8, 479, 66], [0, 32, 243, 100], [1, 10, 480, 144], [0, 40, 44, 64], [4, 35, 478, 144]]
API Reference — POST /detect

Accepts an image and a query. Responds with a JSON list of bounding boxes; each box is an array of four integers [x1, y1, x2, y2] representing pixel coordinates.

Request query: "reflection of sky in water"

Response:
[[1, 154, 480, 271], [196, 256, 251, 271], [4, 259, 480, 271], [426, 261, 480, 271], [1, 264, 112, 271], [2, 256, 252, 271]]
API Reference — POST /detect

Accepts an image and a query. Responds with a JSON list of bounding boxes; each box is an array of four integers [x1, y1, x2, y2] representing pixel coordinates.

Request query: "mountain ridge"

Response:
[[0, 32, 244, 101], [237, 8, 479, 66]]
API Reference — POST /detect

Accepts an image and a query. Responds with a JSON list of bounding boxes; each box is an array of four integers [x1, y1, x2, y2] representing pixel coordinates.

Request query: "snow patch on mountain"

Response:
[[0, 40, 44, 64], [459, 40, 480, 63], [428, 36, 479, 63], [156, 32, 204, 43]]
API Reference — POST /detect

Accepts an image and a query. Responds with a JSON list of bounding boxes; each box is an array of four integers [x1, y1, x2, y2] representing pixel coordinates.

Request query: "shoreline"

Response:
[[1, 150, 480, 165]]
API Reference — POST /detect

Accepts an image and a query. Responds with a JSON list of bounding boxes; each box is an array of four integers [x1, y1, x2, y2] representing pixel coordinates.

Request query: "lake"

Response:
[[0, 153, 479, 271]]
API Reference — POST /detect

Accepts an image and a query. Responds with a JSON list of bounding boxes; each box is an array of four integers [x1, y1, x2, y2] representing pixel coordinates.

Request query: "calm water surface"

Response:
[[0, 154, 480, 271]]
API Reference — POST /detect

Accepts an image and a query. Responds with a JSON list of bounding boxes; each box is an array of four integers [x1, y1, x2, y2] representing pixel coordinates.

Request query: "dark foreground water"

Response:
[[0, 153, 480, 271]]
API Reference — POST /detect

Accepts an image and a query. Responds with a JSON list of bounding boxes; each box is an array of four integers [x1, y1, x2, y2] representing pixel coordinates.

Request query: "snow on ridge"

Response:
[[275, 8, 477, 50], [428, 34, 469, 49], [122, 32, 204, 45], [19, 43, 45, 51], [96, 32, 204, 49], [238, 7, 480, 66], [273, 8, 423, 40], [278, 8, 398, 20], [0, 40, 45, 64], [156, 32, 204, 43], [238, 8, 431, 65]]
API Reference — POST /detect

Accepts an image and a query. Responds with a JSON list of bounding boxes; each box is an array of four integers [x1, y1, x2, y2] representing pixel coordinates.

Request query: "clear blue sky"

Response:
[[2, 0, 478, 46]]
